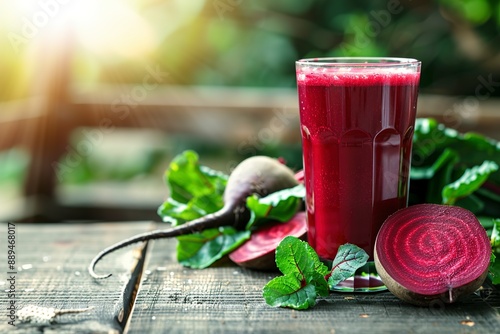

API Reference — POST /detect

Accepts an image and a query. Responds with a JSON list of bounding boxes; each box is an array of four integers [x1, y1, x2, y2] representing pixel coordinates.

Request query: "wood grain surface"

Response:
[[128, 237, 500, 334], [1, 222, 499, 334], [0, 222, 153, 333]]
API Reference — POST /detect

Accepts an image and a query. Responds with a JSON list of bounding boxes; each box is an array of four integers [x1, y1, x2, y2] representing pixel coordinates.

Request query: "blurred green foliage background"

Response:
[[1, 0, 500, 193], [1, 0, 500, 101]]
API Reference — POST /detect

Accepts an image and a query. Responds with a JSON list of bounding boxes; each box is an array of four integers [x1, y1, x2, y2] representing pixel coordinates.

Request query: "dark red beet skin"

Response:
[[229, 212, 307, 270], [88, 155, 299, 279], [375, 204, 490, 305]]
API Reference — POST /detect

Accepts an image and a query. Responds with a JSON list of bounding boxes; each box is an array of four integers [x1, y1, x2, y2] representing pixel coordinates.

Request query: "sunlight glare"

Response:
[[71, 0, 157, 58]]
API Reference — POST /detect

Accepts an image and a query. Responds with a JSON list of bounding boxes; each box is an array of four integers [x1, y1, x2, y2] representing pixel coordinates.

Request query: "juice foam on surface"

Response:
[[296, 67, 420, 86]]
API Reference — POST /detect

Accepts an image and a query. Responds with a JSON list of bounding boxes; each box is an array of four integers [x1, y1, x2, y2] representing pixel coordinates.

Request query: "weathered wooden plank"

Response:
[[0, 222, 153, 333], [128, 237, 500, 334], [1, 222, 498, 333]]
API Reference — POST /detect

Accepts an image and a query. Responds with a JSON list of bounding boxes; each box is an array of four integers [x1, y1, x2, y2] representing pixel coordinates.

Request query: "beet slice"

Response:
[[229, 212, 307, 270], [375, 204, 491, 306]]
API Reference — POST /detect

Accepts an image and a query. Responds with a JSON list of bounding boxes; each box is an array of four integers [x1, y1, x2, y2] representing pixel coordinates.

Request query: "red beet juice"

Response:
[[296, 59, 420, 261]]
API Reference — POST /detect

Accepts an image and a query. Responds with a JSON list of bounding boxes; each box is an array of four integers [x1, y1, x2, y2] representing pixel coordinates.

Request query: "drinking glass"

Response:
[[296, 57, 421, 292]]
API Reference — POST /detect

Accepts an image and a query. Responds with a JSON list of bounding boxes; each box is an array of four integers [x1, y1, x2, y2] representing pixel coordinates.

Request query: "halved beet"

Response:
[[375, 204, 491, 306], [229, 212, 307, 270]]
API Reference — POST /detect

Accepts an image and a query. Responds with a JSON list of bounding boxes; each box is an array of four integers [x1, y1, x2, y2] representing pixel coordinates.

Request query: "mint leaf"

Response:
[[157, 150, 228, 224], [176, 227, 250, 269], [327, 244, 369, 288], [442, 161, 499, 205], [262, 236, 328, 310], [246, 184, 305, 230]]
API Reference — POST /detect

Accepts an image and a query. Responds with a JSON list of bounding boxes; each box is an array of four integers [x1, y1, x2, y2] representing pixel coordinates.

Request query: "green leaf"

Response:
[[309, 271, 329, 297], [412, 118, 457, 164], [262, 236, 329, 310], [157, 198, 205, 225], [157, 150, 228, 224], [478, 216, 496, 230], [454, 194, 485, 214], [328, 244, 369, 288], [476, 187, 500, 203], [488, 219, 500, 285], [491, 219, 500, 252], [442, 161, 499, 205], [275, 236, 329, 278], [411, 119, 500, 220], [412, 118, 500, 184], [411, 148, 459, 180], [246, 184, 305, 230], [263, 276, 318, 310], [176, 227, 250, 269], [167, 150, 228, 203], [425, 150, 460, 204], [158, 193, 226, 226], [490, 255, 500, 285]]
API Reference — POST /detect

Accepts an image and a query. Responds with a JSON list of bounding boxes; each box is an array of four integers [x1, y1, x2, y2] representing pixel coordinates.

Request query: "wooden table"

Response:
[[1, 222, 499, 333]]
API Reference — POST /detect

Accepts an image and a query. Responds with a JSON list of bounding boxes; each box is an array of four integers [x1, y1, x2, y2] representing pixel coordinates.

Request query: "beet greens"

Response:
[[410, 118, 500, 216], [262, 237, 368, 310], [88, 151, 299, 279], [410, 118, 500, 286]]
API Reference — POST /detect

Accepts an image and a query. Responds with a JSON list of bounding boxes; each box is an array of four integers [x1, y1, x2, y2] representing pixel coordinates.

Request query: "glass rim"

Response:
[[296, 57, 420, 67]]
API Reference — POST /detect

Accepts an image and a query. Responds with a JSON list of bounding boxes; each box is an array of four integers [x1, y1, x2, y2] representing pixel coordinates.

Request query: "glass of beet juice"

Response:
[[296, 57, 421, 292]]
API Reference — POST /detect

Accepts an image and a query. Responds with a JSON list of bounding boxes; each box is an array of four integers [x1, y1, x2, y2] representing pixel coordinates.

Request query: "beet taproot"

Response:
[[374, 204, 491, 306], [229, 211, 307, 270], [88, 155, 298, 279]]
